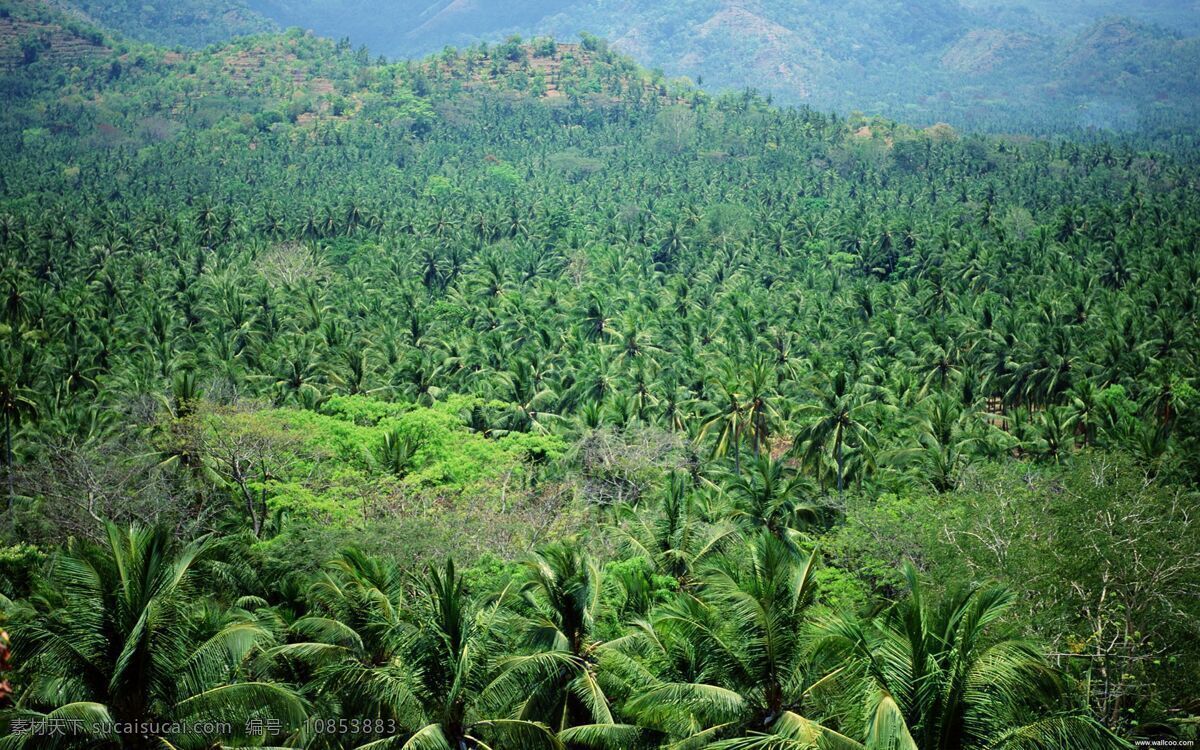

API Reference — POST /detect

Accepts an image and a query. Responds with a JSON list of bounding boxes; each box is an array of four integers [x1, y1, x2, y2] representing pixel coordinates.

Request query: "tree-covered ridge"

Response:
[[231, 0, 1200, 136], [11, 0, 1200, 136], [0, 0, 107, 72], [0, 20, 666, 163], [0, 18, 1197, 750], [61, 0, 273, 48]]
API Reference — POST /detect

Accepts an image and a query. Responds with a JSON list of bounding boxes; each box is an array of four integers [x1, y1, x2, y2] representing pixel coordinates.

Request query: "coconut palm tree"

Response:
[[615, 473, 737, 589], [616, 534, 828, 746], [3, 525, 305, 750], [722, 455, 822, 546], [483, 540, 638, 748], [0, 344, 37, 508], [815, 564, 1126, 750], [262, 550, 421, 748], [700, 372, 748, 475], [886, 394, 982, 492], [793, 372, 878, 493], [273, 551, 558, 750]]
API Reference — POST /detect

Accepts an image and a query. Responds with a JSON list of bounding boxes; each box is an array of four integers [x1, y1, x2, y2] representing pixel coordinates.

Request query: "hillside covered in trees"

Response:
[[17, 0, 1200, 135], [0, 1, 1197, 748]]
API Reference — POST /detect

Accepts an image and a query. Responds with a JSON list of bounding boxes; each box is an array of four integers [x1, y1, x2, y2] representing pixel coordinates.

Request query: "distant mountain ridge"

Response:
[[215, 0, 1200, 133], [63, 0, 273, 46], [17, 0, 1200, 133]]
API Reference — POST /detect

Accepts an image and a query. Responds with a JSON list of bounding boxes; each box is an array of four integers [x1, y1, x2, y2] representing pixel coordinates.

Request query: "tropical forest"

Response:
[[0, 0, 1197, 748]]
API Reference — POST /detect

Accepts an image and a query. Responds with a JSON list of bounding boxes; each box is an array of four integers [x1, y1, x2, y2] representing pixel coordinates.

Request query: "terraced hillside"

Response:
[[0, 7, 105, 70]]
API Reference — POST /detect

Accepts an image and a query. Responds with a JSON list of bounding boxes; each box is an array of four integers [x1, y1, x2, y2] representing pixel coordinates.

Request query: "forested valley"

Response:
[[0, 2, 1198, 748]]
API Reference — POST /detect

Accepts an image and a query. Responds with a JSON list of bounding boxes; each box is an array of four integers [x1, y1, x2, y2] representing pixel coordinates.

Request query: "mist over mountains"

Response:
[[32, 0, 1200, 132]]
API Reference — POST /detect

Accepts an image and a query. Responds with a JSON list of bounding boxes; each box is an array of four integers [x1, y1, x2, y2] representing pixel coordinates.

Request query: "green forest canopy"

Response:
[[0, 5, 1197, 748]]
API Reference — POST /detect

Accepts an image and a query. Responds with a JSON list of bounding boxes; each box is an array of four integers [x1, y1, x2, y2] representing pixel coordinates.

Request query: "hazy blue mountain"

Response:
[[36, 0, 1200, 133], [65, 0, 274, 47], [959, 0, 1200, 33], [238, 0, 1200, 132]]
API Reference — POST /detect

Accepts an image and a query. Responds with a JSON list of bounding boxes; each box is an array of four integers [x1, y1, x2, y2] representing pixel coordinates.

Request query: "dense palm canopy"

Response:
[[0, 10, 1196, 750]]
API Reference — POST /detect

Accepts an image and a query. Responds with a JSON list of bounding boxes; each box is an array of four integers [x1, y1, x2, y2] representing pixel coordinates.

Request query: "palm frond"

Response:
[[0, 702, 115, 749], [174, 681, 307, 727], [709, 710, 865, 749], [864, 691, 918, 750], [290, 616, 366, 650], [178, 621, 272, 698], [569, 669, 615, 724], [557, 722, 643, 749], [470, 719, 563, 750], [481, 651, 582, 714], [989, 714, 1130, 750], [624, 681, 747, 729]]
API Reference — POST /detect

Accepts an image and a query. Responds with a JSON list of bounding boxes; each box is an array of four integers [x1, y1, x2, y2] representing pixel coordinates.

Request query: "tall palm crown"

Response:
[[357, 559, 564, 750], [3, 525, 304, 750], [616, 474, 736, 588], [794, 371, 880, 493], [722, 455, 822, 546], [485, 540, 638, 747], [265, 549, 413, 748], [815, 564, 1126, 750], [615, 533, 826, 746]]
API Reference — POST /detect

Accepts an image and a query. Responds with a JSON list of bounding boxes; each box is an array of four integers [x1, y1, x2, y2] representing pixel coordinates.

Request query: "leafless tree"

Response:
[[18, 437, 219, 543], [201, 404, 304, 537], [573, 425, 693, 506]]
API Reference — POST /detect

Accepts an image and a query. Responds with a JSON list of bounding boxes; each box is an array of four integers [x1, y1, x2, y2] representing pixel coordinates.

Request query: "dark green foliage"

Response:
[[1, 525, 306, 748], [0, 14, 1195, 749]]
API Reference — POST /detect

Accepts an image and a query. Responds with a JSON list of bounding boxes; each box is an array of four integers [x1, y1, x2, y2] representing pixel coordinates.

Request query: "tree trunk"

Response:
[[4, 411, 12, 511], [835, 433, 844, 495], [256, 486, 268, 537], [237, 481, 261, 538], [733, 422, 741, 476]]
